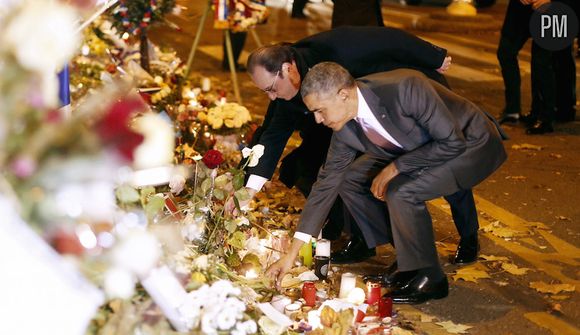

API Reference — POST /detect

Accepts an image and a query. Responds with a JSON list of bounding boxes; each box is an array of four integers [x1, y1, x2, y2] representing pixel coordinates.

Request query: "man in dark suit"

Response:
[[242, 27, 485, 266], [266, 62, 507, 304]]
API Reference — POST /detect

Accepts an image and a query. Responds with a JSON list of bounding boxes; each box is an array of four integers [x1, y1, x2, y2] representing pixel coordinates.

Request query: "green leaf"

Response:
[[214, 188, 225, 201], [201, 178, 211, 194], [228, 231, 246, 249], [233, 173, 245, 190], [225, 219, 237, 234], [226, 252, 242, 268], [115, 184, 140, 204], [215, 174, 229, 188], [145, 194, 165, 218], [234, 188, 251, 202]]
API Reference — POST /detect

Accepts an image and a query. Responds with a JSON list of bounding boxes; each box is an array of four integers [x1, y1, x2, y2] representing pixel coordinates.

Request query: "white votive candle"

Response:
[[339, 272, 357, 299], [315, 239, 331, 257], [201, 77, 211, 92], [270, 295, 292, 313]]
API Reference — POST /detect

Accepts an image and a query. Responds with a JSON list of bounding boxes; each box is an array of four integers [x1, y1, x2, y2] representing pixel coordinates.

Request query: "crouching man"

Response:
[[266, 62, 507, 304]]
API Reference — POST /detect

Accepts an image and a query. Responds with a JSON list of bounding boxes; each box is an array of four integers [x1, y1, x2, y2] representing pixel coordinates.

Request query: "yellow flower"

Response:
[[190, 271, 207, 283]]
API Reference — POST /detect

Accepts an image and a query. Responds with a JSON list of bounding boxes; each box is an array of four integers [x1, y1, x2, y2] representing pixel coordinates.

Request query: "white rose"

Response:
[[169, 174, 186, 194], [3, 1, 80, 107], [112, 230, 161, 277], [193, 254, 209, 270], [242, 144, 265, 168], [133, 113, 175, 169], [3, 1, 80, 74], [103, 267, 136, 299]]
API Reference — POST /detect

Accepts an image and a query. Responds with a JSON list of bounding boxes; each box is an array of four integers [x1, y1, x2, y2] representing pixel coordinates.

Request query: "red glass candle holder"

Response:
[[366, 281, 381, 305], [378, 296, 393, 318], [302, 281, 316, 307]]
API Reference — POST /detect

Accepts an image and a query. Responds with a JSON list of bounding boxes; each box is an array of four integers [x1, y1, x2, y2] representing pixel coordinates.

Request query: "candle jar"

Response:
[[314, 256, 330, 280], [302, 281, 317, 307], [315, 239, 331, 257], [366, 281, 381, 305], [339, 272, 357, 299], [284, 303, 301, 318], [299, 242, 313, 267], [378, 296, 393, 318]]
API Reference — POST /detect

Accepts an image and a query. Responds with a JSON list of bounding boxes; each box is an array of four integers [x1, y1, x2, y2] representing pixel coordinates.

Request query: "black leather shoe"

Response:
[[498, 113, 519, 124], [364, 263, 419, 289], [330, 239, 375, 264], [519, 114, 537, 127], [451, 235, 479, 265], [526, 121, 554, 135], [388, 274, 449, 304]]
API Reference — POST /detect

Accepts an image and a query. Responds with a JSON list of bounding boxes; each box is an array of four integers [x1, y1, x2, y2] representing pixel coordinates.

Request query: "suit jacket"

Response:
[[297, 69, 507, 237], [247, 26, 449, 187]]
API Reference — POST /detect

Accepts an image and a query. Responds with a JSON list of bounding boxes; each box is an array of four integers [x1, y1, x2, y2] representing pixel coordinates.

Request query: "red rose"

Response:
[[95, 96, 146, 162], [202, 149, 224, 169]]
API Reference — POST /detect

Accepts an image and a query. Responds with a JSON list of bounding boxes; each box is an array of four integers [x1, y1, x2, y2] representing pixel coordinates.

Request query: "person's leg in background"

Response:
[[526, 42, 556, 134], [222, 30, 247, 71], [553, 45, 576, 122], [291, 0, 308, 18], [497, 0, 534, 125]]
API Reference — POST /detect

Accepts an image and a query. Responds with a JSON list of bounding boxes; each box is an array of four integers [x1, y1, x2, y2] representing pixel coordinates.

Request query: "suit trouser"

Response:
[[553, 46, 576, 122], [338, 154, 477, 270]]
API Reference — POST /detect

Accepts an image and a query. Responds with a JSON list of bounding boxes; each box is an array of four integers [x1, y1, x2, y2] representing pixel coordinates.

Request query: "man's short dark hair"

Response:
[[247, 43, 295, 75]]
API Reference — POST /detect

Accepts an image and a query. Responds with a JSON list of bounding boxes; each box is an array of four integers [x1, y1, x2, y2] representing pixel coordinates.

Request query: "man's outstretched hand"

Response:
[[265, 238, 304, 290], [265, 254, 296, 290]]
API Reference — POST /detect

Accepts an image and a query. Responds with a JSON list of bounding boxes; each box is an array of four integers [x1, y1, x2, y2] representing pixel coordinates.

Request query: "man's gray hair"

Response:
[[301, 62, 355, 99]]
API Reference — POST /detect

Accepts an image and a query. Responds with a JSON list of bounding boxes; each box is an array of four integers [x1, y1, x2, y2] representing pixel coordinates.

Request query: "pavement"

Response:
[[150, 1, 580, 333]]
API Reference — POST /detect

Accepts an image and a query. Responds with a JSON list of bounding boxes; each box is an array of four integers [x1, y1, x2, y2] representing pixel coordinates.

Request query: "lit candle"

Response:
[[201, 77, 211, 92], [339, 272, 357, 299], [315, 239, 330, 257], [366, 281, 381, 305]]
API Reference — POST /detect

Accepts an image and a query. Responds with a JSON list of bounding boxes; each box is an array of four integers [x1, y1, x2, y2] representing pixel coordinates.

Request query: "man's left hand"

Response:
[[437, 56, 452, 74], [371, 163, 399, 201]]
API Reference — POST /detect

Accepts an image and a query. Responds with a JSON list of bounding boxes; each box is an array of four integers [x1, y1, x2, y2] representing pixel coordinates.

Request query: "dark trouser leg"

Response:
[[291, 0, 308, 17], [222, 31, 247, 69], [497, 33, 528, 116], [530, 42, 556, 123], [338, 154, 393, 248], [553, 46, 576, 122], [444, 189, 479, 239], [386, 166, 461, 272]]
